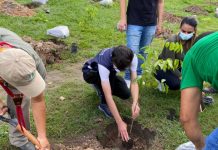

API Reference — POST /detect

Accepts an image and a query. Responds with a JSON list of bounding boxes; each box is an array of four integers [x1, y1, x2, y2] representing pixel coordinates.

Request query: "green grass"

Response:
[[0, 0, 218, 149]]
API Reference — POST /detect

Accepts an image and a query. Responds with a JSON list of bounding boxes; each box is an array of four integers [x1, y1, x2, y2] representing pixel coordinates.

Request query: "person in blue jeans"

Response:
[[118, 0, 164, 87]]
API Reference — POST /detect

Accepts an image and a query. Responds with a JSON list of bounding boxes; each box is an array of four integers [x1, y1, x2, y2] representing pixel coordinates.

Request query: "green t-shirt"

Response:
[[181, 32, 218, 90]]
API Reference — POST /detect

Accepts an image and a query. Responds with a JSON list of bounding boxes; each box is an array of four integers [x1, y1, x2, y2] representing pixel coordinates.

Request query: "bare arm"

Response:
[[156, 0, 164, 35], [180, 87, 205, 150], [118, 0, 127, 32], [101, 81, 129, 141], [31, 92, 50, 149], [130, 72, 140, 119]]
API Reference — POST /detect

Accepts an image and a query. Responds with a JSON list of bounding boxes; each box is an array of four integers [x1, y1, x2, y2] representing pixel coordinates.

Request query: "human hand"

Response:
[[0, 99, 8, 116], [117, 19, 127, 32], [118, 121, 129, 142], [131, 102, 140, 119], [156, 24, 162, 36], [36, 137, 50, 150]]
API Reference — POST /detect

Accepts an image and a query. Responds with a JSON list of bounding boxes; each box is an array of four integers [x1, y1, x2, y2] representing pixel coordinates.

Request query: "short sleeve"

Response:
[[130, 54, 138, 72], [181, 52, 203, 90], [98, 64, 110, 82]]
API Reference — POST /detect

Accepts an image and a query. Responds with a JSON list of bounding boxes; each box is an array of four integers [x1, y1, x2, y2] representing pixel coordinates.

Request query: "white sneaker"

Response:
[[156, 80, 165, 92], [176, 141, 195, 150]]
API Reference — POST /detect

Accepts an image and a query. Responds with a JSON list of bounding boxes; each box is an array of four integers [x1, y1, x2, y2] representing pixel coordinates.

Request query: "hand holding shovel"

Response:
[[122, 102, 139, 149], [0, 115, 42, 149]]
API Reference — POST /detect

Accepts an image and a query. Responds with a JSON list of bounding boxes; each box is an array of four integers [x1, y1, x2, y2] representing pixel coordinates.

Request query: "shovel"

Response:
[[122, 102, 138, 149], [0, 115, 42, 149], [129, 102, 138, 134]]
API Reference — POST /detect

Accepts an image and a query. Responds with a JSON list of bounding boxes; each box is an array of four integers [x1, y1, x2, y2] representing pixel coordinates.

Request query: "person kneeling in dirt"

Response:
[[155, 16, 198, 91], [82, 45, 140, 141], [0, 28, 50, 150], [180, 31, 218, 149]]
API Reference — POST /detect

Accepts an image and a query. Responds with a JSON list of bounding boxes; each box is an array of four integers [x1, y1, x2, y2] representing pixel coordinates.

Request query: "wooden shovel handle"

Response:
[[16, 124, 42, 149]]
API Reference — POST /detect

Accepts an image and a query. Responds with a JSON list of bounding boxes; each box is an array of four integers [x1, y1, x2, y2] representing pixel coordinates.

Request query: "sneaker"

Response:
[[156, 79, 165, 92], [203, 87, 218, 94], [19, 141, 35, 150], [98, 103, 113, 118], [202, 96, 214, 105], [92, 84, 105, 103]]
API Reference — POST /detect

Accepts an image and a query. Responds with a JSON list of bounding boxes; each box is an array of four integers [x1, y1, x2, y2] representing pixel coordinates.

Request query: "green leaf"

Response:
[[173, 59, 179, 69], [141, 63, 146, 70], [180, 43, 183, 53], [165, 42, 170, 48], [167, 59, 173, 69], [163, 61, 168, 72], [137, 54, 145, 61], [169, 42, 175, 51]]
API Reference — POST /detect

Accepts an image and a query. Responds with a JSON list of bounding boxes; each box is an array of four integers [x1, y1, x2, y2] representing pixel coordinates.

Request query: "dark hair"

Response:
[[112, 45, 134, 71], [179, 17, 198, 52], [193, 31, 215, 45], [180, 17, 198, 29]]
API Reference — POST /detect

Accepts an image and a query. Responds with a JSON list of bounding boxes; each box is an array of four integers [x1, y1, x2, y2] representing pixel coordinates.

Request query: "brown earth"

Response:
[[51, 117, 163, 150], [0, 0, 35, 17], [23, 36, 68, 66], [164, 12, 182, 24], [97, 117, 156, 150], [184, 5, 208, 15]]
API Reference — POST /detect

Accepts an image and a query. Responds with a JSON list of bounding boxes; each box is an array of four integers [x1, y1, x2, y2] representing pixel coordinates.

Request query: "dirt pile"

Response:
[[185, 5, 208, 15], [164, 12, 182, 24], [23, 36, 67, 65], [0, 0, 35, 17], [97, 118, 156, 150]]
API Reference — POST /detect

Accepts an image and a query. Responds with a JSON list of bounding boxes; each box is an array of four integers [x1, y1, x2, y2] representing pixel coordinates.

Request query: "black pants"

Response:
[[154, 69, 180, 90], [82, 62, 130, 104]]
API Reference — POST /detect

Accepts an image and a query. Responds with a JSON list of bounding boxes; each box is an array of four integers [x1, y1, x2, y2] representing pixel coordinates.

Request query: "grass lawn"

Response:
[[0, 0, 218, 149]]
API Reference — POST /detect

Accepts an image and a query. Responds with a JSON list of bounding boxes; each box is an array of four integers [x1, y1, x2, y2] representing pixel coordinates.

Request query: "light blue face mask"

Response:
[[179, 32, 194, 41]]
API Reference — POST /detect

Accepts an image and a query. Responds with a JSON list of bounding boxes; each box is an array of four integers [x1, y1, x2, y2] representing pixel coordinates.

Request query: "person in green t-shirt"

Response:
[[180, 31, 218, 150]]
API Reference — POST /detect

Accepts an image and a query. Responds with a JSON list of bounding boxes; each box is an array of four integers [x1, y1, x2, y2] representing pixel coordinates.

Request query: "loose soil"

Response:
[[184, 5, 208, 15], [24, 2, 42, 9], [0, 0, 35, 17], [51, 117, 163, 150], [23, 36, 68, 66], [97, 117, 156, 150], [164, 12, 182, 24]]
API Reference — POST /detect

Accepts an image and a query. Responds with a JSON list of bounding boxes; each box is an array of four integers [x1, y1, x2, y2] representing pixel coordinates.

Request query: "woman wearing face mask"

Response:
[[154, 17, 197, 90]]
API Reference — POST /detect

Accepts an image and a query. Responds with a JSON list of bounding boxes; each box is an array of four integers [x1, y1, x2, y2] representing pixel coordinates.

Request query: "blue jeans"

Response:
[[204, 128, 218, 150], [124, 25, 156, 80]]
